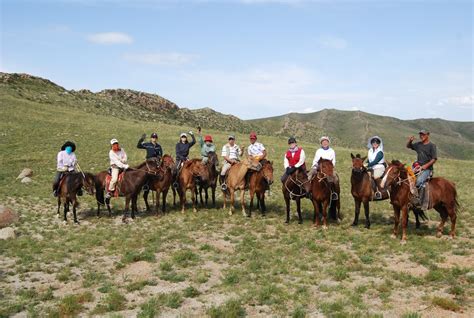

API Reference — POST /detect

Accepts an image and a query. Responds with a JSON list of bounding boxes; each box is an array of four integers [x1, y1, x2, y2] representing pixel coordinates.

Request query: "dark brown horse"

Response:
[[249, 160, 274, 217], [139, 155, 175, 214], [282, 167, 312, 224], [57, 172, 95, 224], [95, 159, 161, 222], [309, 158, 341, 228], [195, 152, 219, 208], [381, 160, 459, 243], [175, 159, 210, 213], [350, 153, 426, 229]]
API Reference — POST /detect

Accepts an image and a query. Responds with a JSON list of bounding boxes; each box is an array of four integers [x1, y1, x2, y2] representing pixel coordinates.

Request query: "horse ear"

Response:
[[361, 156, 367, 161], [351, 153, 355, 159]]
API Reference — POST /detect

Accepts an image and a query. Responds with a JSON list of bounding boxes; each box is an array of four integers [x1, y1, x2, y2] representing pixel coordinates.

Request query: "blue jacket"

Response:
[[137, 138, 163, 159], [175, 134, 196, 161]]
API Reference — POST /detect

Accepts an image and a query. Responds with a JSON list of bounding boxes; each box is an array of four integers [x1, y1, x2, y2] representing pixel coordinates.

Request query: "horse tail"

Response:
[[453, 185, 461, 215], [328, 200, 338, 220], [95, 179, 105, 205], [414, 208, 428, 221]]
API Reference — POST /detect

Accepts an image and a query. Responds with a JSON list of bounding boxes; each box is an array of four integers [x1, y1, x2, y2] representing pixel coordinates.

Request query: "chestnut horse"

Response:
[[196, 152, 219, 208], [381, 160, 459, 243], [140, 155, 175, 214], [282, 167, 312, 224], [351, 153, 427, 229], [57, 172, 95, 224], [95, 159, 161, 222], [222, 159, 253, 216], [175, 159, 210, 213], [248, 160, 274, 217], [310, 158, 341, 228]]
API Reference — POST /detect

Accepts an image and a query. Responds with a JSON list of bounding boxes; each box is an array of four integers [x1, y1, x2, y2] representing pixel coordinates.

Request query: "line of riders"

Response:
[[52, 128, 437, 211]]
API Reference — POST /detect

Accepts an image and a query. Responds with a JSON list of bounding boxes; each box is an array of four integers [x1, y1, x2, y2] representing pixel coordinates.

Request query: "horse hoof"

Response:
[[74, 221, 80, 226], [322, 225, 328, 230], [364, 224, 371, 229], [351, 222, 358, 227], [400, 239, 407, 245], [390, 234, 397, 239], [436, 232, 443, 238], [62, 220, 68, 226], [193, 209, 198, 213], [285, 220, 289, 224], [228, 211, 233, 216], [298, 220, 303, 225]]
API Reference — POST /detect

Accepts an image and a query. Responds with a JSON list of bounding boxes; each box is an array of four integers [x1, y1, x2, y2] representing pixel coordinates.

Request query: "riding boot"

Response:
[[77, 188, 83, 196], [411, 187, 422, 208], [220, 175, 227, 191], [419, 186, 426, 209]]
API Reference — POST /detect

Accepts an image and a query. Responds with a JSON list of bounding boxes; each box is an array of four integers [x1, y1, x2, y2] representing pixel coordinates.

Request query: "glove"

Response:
[[124, 164, 129, 170], [141, 133, 146, 140], [189, 131, 194, 135], [286, 167, 296, 175]]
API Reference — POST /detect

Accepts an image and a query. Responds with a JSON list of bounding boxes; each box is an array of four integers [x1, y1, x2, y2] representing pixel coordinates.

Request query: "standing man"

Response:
[[406, 129, 437, 207], [220, 135, 243, 190], [137, 132, 163, 160]]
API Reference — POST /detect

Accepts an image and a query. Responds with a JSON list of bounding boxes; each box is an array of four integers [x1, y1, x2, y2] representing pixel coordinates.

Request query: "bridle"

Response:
[[285, 171, 311, 198], [144, 159, 165, 176]]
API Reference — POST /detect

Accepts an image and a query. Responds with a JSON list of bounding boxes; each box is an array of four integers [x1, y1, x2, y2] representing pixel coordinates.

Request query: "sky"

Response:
[[1, 0, 473, 121]]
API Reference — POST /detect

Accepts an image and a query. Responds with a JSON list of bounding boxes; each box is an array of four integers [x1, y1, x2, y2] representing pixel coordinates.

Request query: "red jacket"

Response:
[[286, 148, 303, 167]]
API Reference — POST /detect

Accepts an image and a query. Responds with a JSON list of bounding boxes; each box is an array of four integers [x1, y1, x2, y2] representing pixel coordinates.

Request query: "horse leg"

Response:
[[204, 187, 209, 207], [284, 195, 291, 224], [191, 187, 198, 213], [312, 199, 321, 227], [352, 199, 361, 226], [180, 188, 186, 214], [400, 205, 409, 244], [448, 204, 457, 239], [391, 206, 401, 239], [72, 197, 79, 225], [172, 187, 177, 207], [162, 189, 168, 214], [211, 186, 216, 208], [434, 204, 448, 238], [57, 197, 61, 218], [123, 196, 131, 222], [143, 189, 151, 212], [106, 198, 112, 217], [322, 201, 328, 230], [363, 200, 370, 229], [260, 192, 266, 216], [155, 190, 161, 215], [249, 189, 255, 218], [296, 198, 302, 224], [240, 190, 246, 217], [336, 199, 342, 223], [413, 207, 421, 229], [63, 199, 68, 224], [229, 189, 235, 216]]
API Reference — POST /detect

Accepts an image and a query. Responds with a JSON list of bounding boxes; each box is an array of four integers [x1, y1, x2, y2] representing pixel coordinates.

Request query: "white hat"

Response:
[[110, 138, 119, 145], [180, 133, 187, 138], [319, 136, 330, 144]]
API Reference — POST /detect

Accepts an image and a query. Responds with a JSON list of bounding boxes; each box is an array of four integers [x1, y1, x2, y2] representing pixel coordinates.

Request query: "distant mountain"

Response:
[[248, 110, 474, 160], [1, 72, 472, 160]]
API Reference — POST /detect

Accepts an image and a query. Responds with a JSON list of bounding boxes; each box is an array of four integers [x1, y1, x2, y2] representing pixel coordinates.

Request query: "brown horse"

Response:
[[351, 153, 427, 229], [222, 159, 253, 216], [282, 167, 312, 224], [380, 160, 459, 243], [57, 172, 95, 224], [196, 152, 219, 208], [95, 159, 161, 221], [248, 160, 274, 217], [140, 155, 175, 214], [175, 159, 210, 213], [310, 158, 342, 228]]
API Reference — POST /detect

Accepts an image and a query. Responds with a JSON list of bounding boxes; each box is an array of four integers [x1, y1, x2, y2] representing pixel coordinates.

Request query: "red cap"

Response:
[[204, 135, 213, 142], [249, 132, 257, 139]]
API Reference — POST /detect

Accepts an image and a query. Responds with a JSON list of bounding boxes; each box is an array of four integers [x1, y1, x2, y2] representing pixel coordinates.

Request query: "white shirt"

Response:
[[57, 151, 77, 171], [284, 149, 306, 169], [221, 143, 242, 161], [109, 149, 128, 169], [248, 142, 265, 157], [312, 147, 336, 168]]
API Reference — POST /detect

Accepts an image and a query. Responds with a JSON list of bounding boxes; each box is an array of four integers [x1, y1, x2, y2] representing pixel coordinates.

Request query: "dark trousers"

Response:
[[53, 171, 63, 190]]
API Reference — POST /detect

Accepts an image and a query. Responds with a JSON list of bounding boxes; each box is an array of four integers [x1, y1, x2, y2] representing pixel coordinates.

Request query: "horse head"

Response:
[[141, 158, 165, 181], [380, 160, 405, 189], [207, 152, 219, 170], [351, 153, 367, 174], [318, 158, 335, 183], [82, 172, 96, 195], [161, 154, 176, 174], [261, 160, 274, 185], [192, 160, 210, 182]]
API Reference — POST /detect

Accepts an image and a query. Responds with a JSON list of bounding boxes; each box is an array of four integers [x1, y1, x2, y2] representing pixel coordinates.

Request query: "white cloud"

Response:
[[318, 35, 348, 50], [87, 32, 133, 45], [123, 52, 197, 66], [436, 95, 474, 109]]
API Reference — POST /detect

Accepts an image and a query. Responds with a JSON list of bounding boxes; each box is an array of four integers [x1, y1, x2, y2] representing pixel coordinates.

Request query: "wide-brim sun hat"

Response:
[[61, 141, 76, 152], [319, 136, 330, 144]]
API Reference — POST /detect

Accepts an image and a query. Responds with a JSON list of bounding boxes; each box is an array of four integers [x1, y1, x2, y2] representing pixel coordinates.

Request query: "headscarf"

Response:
[[367, 136, 384, 152]]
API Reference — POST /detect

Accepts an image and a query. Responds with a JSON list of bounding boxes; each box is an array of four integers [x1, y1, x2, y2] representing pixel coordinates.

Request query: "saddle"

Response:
[[368, 169, 388, 201], [106, 172, 125, 197]]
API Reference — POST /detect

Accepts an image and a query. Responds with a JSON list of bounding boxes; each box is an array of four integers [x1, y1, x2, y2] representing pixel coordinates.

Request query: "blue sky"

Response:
[[1, 0, 472, 121]]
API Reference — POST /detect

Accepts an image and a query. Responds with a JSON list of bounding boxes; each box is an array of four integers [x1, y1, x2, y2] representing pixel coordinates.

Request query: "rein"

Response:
[[285, 173, 310, 198]]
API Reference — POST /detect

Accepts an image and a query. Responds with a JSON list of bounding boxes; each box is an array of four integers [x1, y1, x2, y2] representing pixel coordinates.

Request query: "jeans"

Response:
[[416, 169, 431, 187]]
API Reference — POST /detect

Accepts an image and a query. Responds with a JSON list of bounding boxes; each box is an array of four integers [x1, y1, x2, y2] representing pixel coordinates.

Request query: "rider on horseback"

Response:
[[407, 129, 437, 208], [53, 141, 78, 197], [173, 131, 196, 188], [220, 135, 243, 191], [198, 129, 216, 164], [106, 139, 129, 199], [247, 132, 267, 170], [367, 136, 386, 199], [137, 132, 163, 160], [281, 137, 306, 182], [308, 136, 338, 200]]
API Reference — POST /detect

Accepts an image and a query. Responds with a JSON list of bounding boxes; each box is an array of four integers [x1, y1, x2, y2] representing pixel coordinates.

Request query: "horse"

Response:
[[95, 159, 161, 222], [309, 158, 341, 228], [139, 155, 175, 214], [222, 159, 253, 216], [282, 167, 312, 224], [380, 160, 459, 243], [56, 172, 95, 224], [175, 159, 210, 213], [350, 153, 427, 229], [195, 152, 219, 208], [249, 160, 274, 217]]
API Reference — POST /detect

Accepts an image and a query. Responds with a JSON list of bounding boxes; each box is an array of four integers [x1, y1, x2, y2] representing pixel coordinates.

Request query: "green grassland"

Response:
[[0, 87, 473, 317]]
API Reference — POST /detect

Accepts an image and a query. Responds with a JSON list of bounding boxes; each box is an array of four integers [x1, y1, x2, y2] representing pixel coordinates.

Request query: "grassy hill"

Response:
[[248, 109, 474, 160], [0, 73, 473, 317], [2, 72, 472, 160]]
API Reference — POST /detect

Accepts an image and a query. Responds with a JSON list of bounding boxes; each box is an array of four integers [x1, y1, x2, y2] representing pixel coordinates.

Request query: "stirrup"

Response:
[[173, 182, 179, 189], [331, 192, 339, 201], [221, 183, 227, 191], [105, 192, 112, 199], [53, 190, 58, 197], [374, 191, 382, 200]]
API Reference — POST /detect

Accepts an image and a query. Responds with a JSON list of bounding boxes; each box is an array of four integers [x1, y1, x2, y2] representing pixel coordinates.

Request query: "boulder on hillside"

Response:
[[16, 168, 33, 179], [0, 227, 16, 240], [0, 206, 19, 228], [21, 177, 32, 184]]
